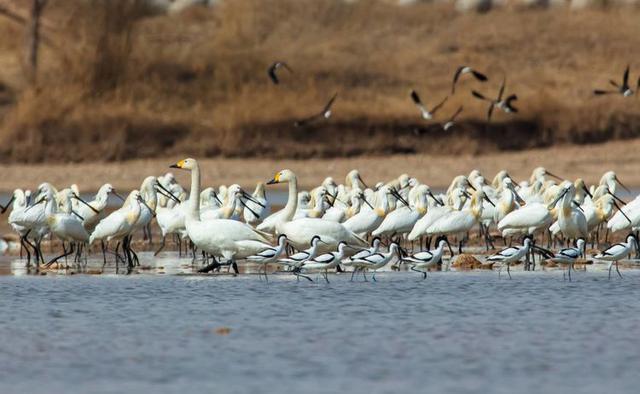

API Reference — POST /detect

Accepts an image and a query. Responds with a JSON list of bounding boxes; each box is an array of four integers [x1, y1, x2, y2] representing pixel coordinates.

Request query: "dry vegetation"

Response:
[[0, 0, 639, 162]]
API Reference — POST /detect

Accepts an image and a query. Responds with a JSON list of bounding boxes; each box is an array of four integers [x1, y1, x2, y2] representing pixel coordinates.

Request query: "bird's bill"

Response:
[[267, 172, 281, 185], [71, 210, 85, 221], [428, 191, 445, 206], [507, 182, 526, 205], [545, 171, 563, 181], [581, 184, 593, 199], [1, 195, 15, 214], [71, 193, 100, 214], [613, 200, 632, 224], [547, 189, 568, 210], [137, 196, 157, 217], [360, 194, 374, 210], [155, 182, 180, 203], [484, 195, 496, 207], [239, 198, 260, 219], [241, 190, 265, 208], [466, 180, 477, 191], [390, 189, 410, 208], [112, 190, 126, 202], [169, 159, 187, 169], [615, 177, 631, 193], [357, 174, 369, 190], [607, 190, 627, 206], [26, 197, 46, 211]]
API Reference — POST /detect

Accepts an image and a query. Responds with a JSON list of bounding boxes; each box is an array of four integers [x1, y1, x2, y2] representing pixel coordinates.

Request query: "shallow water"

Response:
[[1, 255, 639, 394]]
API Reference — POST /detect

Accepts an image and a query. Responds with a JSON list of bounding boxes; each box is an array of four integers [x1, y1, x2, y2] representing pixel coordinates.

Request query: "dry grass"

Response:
[[0, 0, 640, 162]]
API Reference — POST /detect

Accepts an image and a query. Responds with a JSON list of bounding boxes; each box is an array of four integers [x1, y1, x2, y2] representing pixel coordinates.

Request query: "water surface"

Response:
[[0, 258, 639, 394]]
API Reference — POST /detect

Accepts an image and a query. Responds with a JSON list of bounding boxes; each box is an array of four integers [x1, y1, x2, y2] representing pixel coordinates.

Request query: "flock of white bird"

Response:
[[4, 157, 640, 281]]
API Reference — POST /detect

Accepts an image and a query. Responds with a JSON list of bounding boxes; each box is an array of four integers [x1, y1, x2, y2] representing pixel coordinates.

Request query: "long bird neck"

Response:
[[187, 164, 201, 222], [471, 196, 483, 218], [282, 176, 298, 222]]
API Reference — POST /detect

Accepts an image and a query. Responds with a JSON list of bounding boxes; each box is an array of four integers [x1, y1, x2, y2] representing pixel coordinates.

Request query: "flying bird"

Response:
[[593, 65, 639, 97], [294, 93, 338, 127], [451, 66, 488, 94], [410, 90, 448, 120], [471, 78, 518, 122], [442, 106, 463, 131], [267, 61, 293, 85]]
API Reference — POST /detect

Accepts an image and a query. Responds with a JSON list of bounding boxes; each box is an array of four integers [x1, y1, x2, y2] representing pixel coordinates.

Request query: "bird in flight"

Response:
[[443, 106, 463, 131], [410, 90, 448, 120], [594, 65, 639, 97], [471, 78, 518, 122], [451, 66, 488, 94], [294, 93, 338, 127], [267, 61, 293, 85]]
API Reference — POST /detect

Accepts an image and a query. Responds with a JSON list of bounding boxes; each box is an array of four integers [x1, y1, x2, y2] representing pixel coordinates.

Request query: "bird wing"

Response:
[[312, 253, 335, 264], [411, 90, 429, 116], [622, 64, 630, 89], [267, 64, 279, 84], [498, 78, 506, 101], [471, 90, 491, 102], [451, 66, 465, 94], [601, 243, 625, 256], [362, 253, 384, 264], [496, 246, 519, 257], [505, 95, 518, 112], [559, 248, 579, 259], [256, 247, 277, 259], [471, 69, 488, 82], [411, 251, 434, 261], [593, 89, 618, 95], [487, 103, 495, 122], [431, 96, 449, 115], [322, 92, 338, 114], [449, 105, 463, 122]]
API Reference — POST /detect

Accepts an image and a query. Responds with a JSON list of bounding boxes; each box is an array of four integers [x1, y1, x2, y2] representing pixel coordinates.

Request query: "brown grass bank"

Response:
[[0, 1, 640, 162]]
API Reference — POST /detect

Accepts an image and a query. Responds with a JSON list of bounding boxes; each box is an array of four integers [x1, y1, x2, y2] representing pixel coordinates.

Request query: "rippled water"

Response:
[[1, 255, 639, 394]]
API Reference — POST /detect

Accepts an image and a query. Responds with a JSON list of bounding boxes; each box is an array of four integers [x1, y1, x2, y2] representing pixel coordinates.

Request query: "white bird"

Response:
[[78, 184, 123, 232], [498, 202, 553, 239], [246, 234, 288, 280], [297, 241, 350, 283], [402, 239, 448, 279], [407, 188, 463, 242], [548, 182, 588, 240], [244, 182, 270, 224], [169, 158, 273, 273], [550, 238, 585, 281], [347, 242, 401, 282], [410, 89, 447, 120], [89, 190, 144, 246], [594, 234, 638, 280], [485, 238, 532, 279], [451, 65, 488, 94], [343, 185, 406, 237], [277, 235, 323, 268], [263, 169, 368, 252], [426, 190, 494, 252], [372, 185, 431, 238]]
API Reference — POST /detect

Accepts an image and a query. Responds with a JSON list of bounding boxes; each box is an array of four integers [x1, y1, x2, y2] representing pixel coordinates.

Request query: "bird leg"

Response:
[[616, 261, 623, 279], [154, 236, 165, 256], [46, 243, 75, 268], [198, 256, 221, 273]]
